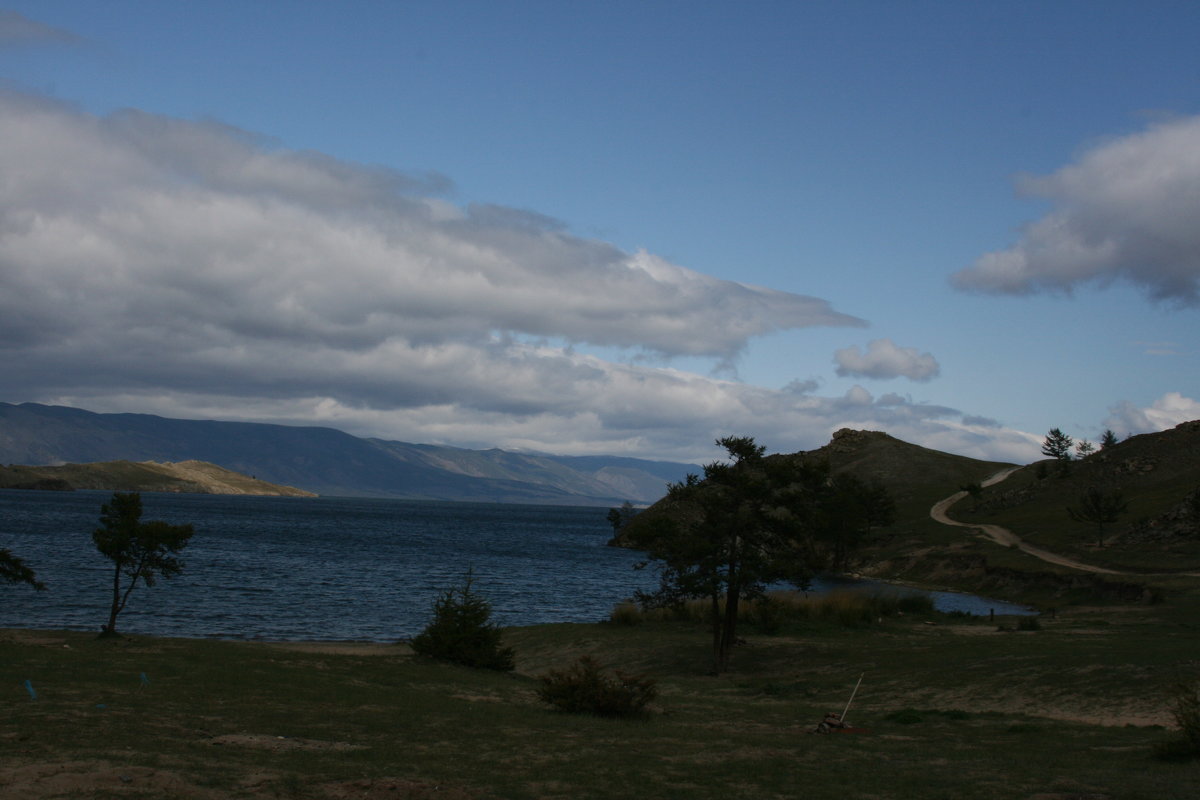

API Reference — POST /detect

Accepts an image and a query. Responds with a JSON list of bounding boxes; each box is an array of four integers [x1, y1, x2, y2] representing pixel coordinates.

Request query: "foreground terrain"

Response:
[[3, 595, 1199, 800]]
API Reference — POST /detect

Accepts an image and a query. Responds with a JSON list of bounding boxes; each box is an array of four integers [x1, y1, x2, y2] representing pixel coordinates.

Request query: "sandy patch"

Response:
[[0, 760, 221, 799], [322, 777, 486, 799], [207, 733, 366, 752]]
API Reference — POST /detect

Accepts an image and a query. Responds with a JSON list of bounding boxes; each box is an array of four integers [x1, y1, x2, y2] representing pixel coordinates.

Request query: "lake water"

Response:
[[1, 489, 1031, 641]]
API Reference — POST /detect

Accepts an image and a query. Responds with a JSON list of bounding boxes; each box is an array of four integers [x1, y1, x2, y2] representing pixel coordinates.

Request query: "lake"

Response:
[[0, 489, 1031, 641]]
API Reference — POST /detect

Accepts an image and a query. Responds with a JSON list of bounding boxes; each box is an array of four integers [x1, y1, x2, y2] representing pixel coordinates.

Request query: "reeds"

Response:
[[610, 588, 935, 630]]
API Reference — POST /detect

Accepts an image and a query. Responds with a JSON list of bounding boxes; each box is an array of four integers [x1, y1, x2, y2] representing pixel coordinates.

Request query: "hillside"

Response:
[[0, 402, 695, 505], [953, 420, 1200, 573], [610, 424, 1200, 606], [612, 428, 1013, 547], [0, 460, 316, 497]]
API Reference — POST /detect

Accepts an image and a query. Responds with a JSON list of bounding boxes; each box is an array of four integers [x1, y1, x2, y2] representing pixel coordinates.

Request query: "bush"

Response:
[[536, 655, 657, 717], [410, 570, 514, 671], [609, 601, 642, 626], [1156, 678, 1200, 761]]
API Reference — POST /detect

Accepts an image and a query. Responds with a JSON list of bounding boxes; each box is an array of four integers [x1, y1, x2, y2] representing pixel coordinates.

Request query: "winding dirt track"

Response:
[[929, 468, 1128, 575]]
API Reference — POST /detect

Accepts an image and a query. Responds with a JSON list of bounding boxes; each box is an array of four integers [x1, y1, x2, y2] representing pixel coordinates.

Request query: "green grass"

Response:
[[5, 597, 1200, 799]]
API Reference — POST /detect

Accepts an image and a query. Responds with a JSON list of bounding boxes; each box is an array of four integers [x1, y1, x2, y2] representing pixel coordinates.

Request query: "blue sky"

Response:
[[1, 1, 1197, 464]]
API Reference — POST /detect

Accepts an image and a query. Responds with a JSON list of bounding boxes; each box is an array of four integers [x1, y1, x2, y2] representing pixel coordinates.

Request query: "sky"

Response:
[[0, 1, 1197, 465]]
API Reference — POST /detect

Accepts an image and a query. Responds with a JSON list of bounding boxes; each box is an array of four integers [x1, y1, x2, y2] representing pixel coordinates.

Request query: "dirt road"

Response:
[[929, 468, 1127, 575]]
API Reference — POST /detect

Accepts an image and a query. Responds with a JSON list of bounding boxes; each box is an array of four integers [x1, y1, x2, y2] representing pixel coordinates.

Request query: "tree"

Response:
[[1075, 439, 1096, 459], [821, 474, 896, 571], [1100, 429, 1119, 449], [1067, 486, 1128, 548], [606, 501, 638, 535], [959, 481, 984, 510], [92, 492, 194, 636], [1, 548, 45, 591], [628, 436, 869, 674], [1042, 428, 1074, 461], [410, 569, 515, 671]]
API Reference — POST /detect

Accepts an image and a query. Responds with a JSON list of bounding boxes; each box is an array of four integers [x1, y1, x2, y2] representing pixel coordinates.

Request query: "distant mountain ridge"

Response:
[[0, 403, 696, 506]]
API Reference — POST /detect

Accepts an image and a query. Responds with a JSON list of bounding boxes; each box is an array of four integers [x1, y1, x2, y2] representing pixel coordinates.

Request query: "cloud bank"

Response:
[[834, 339, 939, 381], [1105, 392, 1200, 438], [0, 88, 1051, 463], [952, 115, 1200, 305]]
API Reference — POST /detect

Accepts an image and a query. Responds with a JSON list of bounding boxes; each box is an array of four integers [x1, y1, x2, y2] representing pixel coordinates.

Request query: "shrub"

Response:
[[1017, 615, 1042, 631], [536, 655, 657, 717], [609, 601, 642, 626], [1156, 677, 1200, 761], [410, 570, 514, 671]]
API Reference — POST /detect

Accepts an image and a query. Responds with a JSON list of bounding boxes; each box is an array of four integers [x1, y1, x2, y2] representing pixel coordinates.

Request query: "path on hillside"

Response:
[[929, 468, 1129, 575]]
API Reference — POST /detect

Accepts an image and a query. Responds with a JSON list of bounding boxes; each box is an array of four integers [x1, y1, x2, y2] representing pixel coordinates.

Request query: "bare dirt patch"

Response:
[[206, 733, 367, 752], [0, 760, 221, 799]]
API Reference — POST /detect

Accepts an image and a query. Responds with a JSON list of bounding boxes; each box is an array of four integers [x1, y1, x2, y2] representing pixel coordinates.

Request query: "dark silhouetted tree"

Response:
[[628, 436, 883, 674], [1067, 486, 1128, 548], [1042, 428, 1073, 461], [959, 481, 984, 510], [606, 501, 638, 535], [1, 548, 45, 591], [93, 492, 194, 636], [1075, 439, 1096, 459], [1100, 430, 1119, 449]]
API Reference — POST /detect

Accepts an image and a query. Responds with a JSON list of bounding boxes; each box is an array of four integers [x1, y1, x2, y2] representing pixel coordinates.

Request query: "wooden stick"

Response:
[[840, 673, 864, 723]]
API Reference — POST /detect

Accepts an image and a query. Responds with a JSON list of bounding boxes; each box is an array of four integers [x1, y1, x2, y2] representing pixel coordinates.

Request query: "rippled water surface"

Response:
[[1, 489, 1030, 641]]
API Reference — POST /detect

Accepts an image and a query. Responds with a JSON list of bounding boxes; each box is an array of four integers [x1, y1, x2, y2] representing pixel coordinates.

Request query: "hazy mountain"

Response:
[[0, 403, 696, 506]]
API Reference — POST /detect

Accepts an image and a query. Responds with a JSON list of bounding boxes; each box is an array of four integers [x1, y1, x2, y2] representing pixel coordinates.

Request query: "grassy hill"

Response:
[[612, 425, 1200, 608], [612, 428, 1013, 547], [0, 460, 316, 497], [954, 420, 1200, 573]]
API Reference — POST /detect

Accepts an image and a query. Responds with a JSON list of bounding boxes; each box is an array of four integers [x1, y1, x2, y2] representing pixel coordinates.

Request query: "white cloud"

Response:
[[834, 339, 940, 381], [952, 115, 1200, 305], [0, 87, 1046, 465], [1104, 392, 1200, 437]]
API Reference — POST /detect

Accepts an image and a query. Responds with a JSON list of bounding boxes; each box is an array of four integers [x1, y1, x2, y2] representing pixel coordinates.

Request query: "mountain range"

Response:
[[0, 403, 697, 506]]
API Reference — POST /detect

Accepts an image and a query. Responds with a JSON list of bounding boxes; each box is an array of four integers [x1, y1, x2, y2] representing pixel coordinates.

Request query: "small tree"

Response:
[[1100, 429, 1119, 450], [1, 548, 45, 591], [606, 501, 638, 535], [959, 482, 984, 510], [1075, 439, 1095, 459], [410, 569, 514, 671], [1067, 486, 1128, 547], [629, 436, 847, 674], [1042, 428, 1074, 461], [93, 492, 194, 636]]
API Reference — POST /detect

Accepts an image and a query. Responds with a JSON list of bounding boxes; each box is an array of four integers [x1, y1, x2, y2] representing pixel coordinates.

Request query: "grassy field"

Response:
[[4, 590, 1200, 800]]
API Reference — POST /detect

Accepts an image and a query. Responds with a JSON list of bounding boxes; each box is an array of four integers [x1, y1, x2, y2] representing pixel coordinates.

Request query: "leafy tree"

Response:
[[606, 501, 638, 535], [1075, 439, 1096, 459], [92, 492, 194, 636], [1067, 486, 1128, 548], [821, 474, 896, 570], [628, 436, 878, 674], [959, 481, 984, 510], [410, 569, 515, 671], [1042, 428, 1074, 461], [1, 548, 45, 591], [1100, 429, 1119, 449]]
